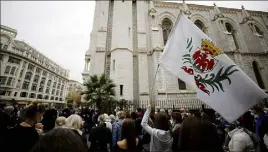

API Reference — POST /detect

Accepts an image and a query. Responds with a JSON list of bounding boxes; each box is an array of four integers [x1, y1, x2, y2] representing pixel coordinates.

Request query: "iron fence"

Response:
[[119, 99, 211, 112]]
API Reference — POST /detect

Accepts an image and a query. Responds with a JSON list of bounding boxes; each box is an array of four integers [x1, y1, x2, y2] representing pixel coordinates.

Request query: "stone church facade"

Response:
[[82, 1, 268, 108]]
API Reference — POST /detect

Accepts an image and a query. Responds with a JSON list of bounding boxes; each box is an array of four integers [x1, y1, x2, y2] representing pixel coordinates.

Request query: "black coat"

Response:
[[89, 126, 112, 152]]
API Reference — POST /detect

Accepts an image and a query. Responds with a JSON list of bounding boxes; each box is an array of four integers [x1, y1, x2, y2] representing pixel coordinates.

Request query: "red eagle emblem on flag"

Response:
[[181, 38, 238, 95]]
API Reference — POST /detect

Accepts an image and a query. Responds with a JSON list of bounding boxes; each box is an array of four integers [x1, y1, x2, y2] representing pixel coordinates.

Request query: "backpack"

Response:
[[243, 128, 261, 152]]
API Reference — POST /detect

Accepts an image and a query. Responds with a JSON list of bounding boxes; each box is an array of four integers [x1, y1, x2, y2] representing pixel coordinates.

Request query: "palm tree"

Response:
[[83, 73, 116, 112]]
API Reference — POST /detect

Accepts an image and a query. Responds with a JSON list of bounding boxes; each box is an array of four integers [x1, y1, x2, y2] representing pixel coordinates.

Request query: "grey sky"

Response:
[[1, 1, 267, 83]]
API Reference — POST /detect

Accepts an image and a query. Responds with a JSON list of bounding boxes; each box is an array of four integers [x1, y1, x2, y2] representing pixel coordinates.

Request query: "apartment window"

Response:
[[0, 91, 6, 96], [14, 92, 17, 97], [37, 94, 43, 99], [52, 89, 55, 95], [45, 87, 50, 94], [27, 64, 34, 71], [22, 81, 29, 90], [59, 98, 63, 101], [8, 56, 20, 64], [61, 85, 64, 90], [178, 79, 186, 90], [6, 77, 12, 86], [36, 68, 41, 74], [3, 44, 8, 50], [20, 92, 28, 97], [4, 66, 11, 74], [60, 91, 63, 96], [16, 80, 21, 88], [0, 76, 7, 85], [120, 85, 123, 96], [50, 96, 54, 100], [113, 60, 115, 71], [10, 67, 16, 75], [40, 77, 46, 86], [25, 72, 32, 81], [42, 71, 47, 76], [55, 97, 58, 100], [39, 86, 44, 92], [31, 83, 37, 91], [57, 83, 60, 89], [30, 93, 36, 98], [19, 70, 24, 77], [53, 82, 56, 88], [44, 95, 49, 100], [6, 91, 11, 96], [33, 75, 39, 83], [22, 61, 26, 68], [47, 80, 52, 87], [56, 90, 59, 96]]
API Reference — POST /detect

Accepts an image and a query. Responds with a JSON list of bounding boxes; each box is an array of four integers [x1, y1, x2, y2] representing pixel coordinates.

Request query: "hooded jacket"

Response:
[[141, 108, 173, 152]]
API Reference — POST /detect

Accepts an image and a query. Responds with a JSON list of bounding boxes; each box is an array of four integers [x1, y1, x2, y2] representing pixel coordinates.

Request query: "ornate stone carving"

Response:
[[212, 3, 224, 21], [149, 1, 157, 18], [182, 0, 191, 15], [240, 5, 254, 24]]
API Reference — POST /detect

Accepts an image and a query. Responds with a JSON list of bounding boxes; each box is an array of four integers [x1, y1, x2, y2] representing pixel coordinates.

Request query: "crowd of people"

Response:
[[0, 103, 268, 152]]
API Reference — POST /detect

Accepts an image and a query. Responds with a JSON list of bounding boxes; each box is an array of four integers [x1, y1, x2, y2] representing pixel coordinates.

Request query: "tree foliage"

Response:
[[83, 74, 116, 111], [66, 90, 81, 103]]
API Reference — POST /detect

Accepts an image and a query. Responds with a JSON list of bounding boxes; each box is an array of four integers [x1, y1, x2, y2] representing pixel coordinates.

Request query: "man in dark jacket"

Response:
[[253, 106, 268, 152]]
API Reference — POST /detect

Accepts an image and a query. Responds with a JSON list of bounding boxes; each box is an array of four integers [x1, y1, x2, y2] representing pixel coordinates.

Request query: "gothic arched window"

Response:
[[162, 18, 173, 45], [252, 61, 265, 89], [225, 22, 233, 33], [225, 22, 239, 50], [194, 20, 206, 33], [178, 79, 186, 90], [254, 25, 263, 36]]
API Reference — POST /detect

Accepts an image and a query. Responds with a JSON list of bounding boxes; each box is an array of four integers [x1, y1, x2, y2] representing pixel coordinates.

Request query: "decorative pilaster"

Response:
[[132, 1, 140, 110], [104, 0, 114, 77]]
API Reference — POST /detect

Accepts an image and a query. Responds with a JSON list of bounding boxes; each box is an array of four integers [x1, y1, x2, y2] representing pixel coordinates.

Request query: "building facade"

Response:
[[0, 25, 69, 104], [67, 80, 83, 92], [82, 1, 268, 108]]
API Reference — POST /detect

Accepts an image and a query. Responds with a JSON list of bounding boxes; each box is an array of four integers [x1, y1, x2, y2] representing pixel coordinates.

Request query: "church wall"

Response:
[[239, 23, 268, 53], [138, 53, 149, 95], [96, 32, 107, 48], [110, 49, 133, 100], [240, 55, 268, 89], [91, 52, 105, 76], [111, 1, 133, 51], [97, 1, 109, 31]]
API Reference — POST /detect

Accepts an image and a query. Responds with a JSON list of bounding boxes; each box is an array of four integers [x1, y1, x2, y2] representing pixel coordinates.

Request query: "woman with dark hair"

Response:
[[30, 128, 88, 152], [171, 112, 182, 152], [178, 117, 223, 152], [141, 105, 173, 152], [116, 118, 139, 152], [7, 103, 46, 152]]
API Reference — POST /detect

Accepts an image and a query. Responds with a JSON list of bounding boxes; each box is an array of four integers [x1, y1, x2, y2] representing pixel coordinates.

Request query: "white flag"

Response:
[[159, 14, 267, 123]]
